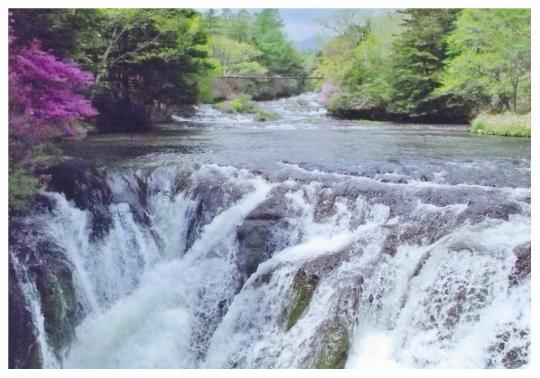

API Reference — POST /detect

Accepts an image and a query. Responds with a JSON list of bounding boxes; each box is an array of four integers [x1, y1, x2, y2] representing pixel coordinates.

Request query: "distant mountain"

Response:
[[294, 35, 320, 52]]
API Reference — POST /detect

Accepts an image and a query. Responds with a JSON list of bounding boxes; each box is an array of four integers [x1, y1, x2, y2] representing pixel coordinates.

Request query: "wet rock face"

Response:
[[9, 260, 42, 369], [183, 170, 248, 251], [236, 189, 290, 280], [42, 159, 112, 240], [9, 219, 83, 364], [509, 242, 531, 286], [30, 240, 81, 359], [237, 223, 272, 278]]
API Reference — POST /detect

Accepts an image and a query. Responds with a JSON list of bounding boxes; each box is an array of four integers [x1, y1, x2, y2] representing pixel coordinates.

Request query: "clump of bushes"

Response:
[[214, 94, 279, 122], [214, 94, 258, 114], [471, 112, 531, 137]]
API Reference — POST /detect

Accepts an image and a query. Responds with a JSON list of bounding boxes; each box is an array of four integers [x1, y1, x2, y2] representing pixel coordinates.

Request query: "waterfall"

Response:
[[8, 119, 530, 368], [10, 95, 531, 368]]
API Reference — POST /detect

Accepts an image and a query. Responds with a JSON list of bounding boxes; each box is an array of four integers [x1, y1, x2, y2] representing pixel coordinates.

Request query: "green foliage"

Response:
[[315, 10, 402, 110], [9, 167, 39, 211], [326, 92, 358, 113], [208, 35, 266, 76], [202, 9, 306, 78], [213, 94, 279, 121], [12, 8, 216, 128], [200, 9, 308, 100], [388, 9, 460, 114], [471, 112, 530, 137], [235, 62, 268, 76], [214, 94, 257, 113], [251, 9, 304, 76], [314, 10, 373, 85], [32, 144, 63, 163], [197, 58, 222, 103], [315, 8, 530, 123], [437, 9, 531, 113]]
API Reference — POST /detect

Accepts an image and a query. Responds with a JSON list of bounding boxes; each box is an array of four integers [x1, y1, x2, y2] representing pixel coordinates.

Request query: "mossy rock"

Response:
[[285, 270, 319, 330], [214, 94, 258, 114], [315, 323, 349, 369], [255, 110, 279, 122]]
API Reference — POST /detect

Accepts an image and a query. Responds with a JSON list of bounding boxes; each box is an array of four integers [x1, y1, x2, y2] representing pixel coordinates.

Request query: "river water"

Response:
[[10, 93, 531, 368]]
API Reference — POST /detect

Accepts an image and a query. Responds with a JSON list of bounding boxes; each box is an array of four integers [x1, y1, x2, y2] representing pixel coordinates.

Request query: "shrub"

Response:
[[213, 94, 279, 121], [214, 94, 258, 114], [9, 167, 40, 211], [471, 112, 531, 137]]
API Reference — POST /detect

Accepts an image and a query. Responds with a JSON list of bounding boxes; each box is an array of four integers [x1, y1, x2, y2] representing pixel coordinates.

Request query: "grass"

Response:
[[9, 144, 62, 212], [471, 112, 531, 137], [214, 94, 279, 122]]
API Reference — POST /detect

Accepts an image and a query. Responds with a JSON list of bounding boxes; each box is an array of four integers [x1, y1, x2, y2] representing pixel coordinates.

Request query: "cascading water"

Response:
[[9, 93, 530, 368]]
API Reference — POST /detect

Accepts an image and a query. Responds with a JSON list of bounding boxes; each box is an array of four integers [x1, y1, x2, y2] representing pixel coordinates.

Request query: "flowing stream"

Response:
[[9, 93, 531, 368]]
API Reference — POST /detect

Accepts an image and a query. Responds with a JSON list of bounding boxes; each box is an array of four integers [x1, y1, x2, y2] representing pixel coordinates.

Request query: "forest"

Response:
[[8, 8, 531, 210]]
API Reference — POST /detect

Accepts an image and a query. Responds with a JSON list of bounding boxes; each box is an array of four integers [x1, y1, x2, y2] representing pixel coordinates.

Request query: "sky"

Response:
[[278, 9, 335, 42]]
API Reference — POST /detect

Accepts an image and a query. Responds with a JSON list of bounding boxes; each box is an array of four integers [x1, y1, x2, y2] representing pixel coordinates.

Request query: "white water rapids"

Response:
[[9, 94, 531, 368]]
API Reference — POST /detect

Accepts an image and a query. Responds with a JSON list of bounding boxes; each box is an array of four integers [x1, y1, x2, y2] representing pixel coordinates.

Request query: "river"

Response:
[[9, 93, 531, 368]]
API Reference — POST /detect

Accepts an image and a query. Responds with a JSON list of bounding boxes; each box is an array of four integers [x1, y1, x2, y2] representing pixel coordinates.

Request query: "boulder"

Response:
[[315, 323, 349, 369], [285, 269, 319, 330]]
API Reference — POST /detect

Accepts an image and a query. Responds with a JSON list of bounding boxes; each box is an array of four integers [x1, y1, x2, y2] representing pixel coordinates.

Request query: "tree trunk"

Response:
[[512, 77, 519, 113], [91, 25, 127, 100]]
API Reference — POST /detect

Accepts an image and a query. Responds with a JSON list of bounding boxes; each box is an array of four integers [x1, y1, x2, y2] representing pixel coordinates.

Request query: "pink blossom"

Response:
[[9, 39, 97, 139], [317, 82, 338, 106]]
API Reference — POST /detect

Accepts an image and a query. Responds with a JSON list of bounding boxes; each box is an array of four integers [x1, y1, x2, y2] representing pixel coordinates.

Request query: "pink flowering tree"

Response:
[[9, 36, 97, 161], [317, 82, 338, 107]]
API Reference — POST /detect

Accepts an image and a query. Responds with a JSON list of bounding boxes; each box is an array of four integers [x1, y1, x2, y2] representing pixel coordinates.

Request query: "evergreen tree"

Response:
[[251, 9, 304, 75], [388, 9, 460, 115]]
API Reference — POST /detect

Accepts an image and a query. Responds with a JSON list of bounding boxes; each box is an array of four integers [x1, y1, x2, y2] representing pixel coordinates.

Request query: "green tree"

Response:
[[314, 10, 402, 113], [225, 9, 254, 42], [388, 9, 461, 115], [208, 35, 266, 76], [251, 9, 304, 75], [437, 9, 531, 113]]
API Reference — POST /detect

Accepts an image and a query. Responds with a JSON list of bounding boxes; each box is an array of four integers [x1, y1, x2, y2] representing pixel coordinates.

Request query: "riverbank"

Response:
[[471, 112, 531, 137]]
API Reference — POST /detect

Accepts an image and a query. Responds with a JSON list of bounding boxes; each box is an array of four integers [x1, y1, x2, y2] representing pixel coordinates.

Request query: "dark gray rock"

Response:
[[41, 159, 113, 240], [9, 218, 83, 363], [509, 242, 531, 286], [9, 259, 42, 369]]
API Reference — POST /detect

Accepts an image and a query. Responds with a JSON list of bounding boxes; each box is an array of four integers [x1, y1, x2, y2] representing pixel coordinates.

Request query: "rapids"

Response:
[[9, 93, 531, 368]]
